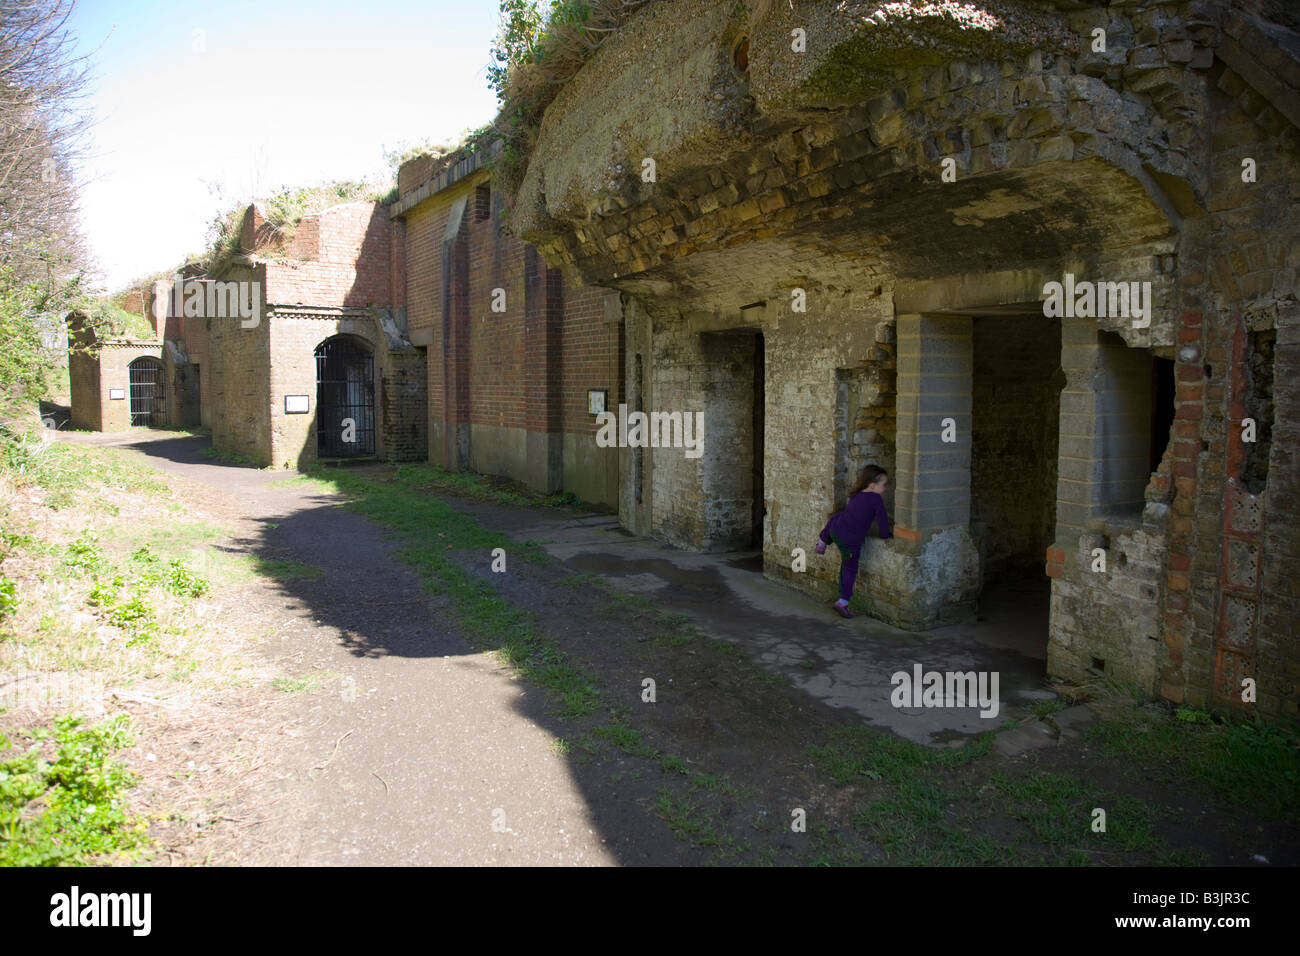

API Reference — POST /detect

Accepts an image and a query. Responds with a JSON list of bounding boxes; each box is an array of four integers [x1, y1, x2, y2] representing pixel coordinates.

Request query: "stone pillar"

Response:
[[861, 313, 980, 629], [894, 313, 973, 535], [1055, 319, 1153, 545]]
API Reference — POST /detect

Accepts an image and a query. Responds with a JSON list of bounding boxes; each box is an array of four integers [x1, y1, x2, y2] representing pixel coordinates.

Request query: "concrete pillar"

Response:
[[894, 313, 973, 535], [860, 313, 980, 630], [1056, 320, 1153, 543]]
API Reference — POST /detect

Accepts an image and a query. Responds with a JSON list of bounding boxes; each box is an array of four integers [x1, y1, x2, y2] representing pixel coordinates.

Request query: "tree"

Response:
[[0, 0, 95, 416]]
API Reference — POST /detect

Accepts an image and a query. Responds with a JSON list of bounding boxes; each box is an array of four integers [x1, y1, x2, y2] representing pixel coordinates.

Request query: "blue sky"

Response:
[[70, 0, 503, 290]]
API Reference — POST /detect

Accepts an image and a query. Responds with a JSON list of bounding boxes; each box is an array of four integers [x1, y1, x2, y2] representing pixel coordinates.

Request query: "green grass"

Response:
[[0, 715, 147, 865], [247, 557, 325, 581], [987, 770, 1159, 857], [596, 722, 658, 758], [271, 673, 327, 694], [1030, 697, 1068, 719], [2, 433, 167, 511], [199, 446, 257, 467], [1084, 704, 1300, 818], [807, 725, 1014, 865], [805, 717, 1209, 865], [660, 753, 689, 775]]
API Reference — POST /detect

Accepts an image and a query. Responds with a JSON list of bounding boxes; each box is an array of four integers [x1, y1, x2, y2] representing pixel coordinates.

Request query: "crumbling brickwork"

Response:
[[508, 0, 1300, 718]]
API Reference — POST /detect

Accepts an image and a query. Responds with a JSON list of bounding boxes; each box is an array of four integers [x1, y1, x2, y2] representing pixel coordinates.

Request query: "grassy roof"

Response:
[[82, 300, 156, 342]]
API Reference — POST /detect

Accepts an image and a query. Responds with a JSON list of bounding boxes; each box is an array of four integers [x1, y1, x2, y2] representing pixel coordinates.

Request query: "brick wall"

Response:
[[207, 262, 273, 464], [265, 203, 393, 308], [397, 164, 620, 506]]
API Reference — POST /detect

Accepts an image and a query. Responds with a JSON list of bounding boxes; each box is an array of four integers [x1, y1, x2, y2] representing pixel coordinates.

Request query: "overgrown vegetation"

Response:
[[1085, 703, 1300, 819], [0, 715, 147, 865], [487, 0, 656, 191], [0, 423, 283, 862], [201, 178, 396, 277]]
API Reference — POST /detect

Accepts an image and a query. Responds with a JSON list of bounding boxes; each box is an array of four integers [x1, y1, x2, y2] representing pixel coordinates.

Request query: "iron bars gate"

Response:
[[128, 358, 166, 427], [315, 337, 375, 458]]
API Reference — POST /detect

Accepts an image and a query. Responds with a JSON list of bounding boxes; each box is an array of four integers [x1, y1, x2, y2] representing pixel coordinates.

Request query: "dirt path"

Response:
[[55, 432, 1298, 868], [65, 432, 625, 865]]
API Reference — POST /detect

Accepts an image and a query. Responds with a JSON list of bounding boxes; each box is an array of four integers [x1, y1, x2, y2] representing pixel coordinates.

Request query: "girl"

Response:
[[815, 464, 892, 618]]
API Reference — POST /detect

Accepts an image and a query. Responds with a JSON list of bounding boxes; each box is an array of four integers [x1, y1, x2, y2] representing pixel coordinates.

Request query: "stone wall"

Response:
[[511, 0, 1300, 717]]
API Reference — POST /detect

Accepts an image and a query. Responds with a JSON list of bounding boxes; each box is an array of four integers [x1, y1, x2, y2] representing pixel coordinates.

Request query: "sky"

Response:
[[69, 0, 503, 291]]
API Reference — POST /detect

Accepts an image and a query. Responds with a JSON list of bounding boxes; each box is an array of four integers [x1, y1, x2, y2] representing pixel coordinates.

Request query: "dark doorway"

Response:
[[315, 336, 375, 458], [971, 314, 1063, 584], [128, 357, 166, 426], [699, 328, 762, 552]]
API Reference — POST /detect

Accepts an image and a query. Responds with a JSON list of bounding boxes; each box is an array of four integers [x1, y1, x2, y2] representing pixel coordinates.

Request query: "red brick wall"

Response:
[[467, 190, 527, 431], [265, 203, 392, 308], [561, 283, 622, 434], [400, 170, 620, 504]]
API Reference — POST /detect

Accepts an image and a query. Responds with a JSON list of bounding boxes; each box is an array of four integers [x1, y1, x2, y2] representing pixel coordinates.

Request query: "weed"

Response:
[[248, 557, 324, 581], [596, 723, 658, 759], [0, 715, 146, 865], [0, 575, 16, 619], [163, 560, 209, 598], [660, 753, 689, 775], [272, 674, 323, 694], [1031, 697, 1067, 719]]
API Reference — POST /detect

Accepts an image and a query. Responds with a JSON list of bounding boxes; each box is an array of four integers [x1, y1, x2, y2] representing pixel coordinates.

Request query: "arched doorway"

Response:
[[127, 357, 166, 427], [315, 336, 375, 458]]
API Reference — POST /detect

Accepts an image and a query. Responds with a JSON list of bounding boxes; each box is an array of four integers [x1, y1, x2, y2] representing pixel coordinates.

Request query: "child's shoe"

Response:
[[833, 601, 853, 618]]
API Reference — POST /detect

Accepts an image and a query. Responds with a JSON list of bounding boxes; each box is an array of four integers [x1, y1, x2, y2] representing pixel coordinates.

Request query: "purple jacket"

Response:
[[820, 491, 892, 552]]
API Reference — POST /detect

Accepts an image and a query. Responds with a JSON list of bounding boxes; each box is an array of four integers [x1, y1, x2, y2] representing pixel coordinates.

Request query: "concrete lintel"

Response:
[[894, 269, 1058, 316]]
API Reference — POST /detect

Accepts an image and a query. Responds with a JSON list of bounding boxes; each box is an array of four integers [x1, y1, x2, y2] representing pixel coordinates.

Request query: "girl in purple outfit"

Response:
[[815, 464, 892, 618]]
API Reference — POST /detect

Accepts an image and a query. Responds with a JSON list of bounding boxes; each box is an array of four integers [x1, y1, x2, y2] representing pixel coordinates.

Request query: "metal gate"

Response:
[[128, 358, 166, 427], [315, 337, 375, 458]]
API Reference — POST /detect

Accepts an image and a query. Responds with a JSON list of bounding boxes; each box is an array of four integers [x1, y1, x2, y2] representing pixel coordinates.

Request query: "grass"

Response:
[[987, 770, 1160, 857], [247, 557, 324, 581], [2, 432, 166, 511], [199, 446, 258, 468], [0, 424, 305, 863], [596, 722, 658, 758], [806, 725, 1021, 864], [1083, 702, 1300, 818], [271, 673, 329, 694], [0, 714, 148, 865]]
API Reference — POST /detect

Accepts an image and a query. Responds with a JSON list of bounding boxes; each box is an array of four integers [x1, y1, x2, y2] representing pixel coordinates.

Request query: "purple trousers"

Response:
[[821, 529, 859, 602]]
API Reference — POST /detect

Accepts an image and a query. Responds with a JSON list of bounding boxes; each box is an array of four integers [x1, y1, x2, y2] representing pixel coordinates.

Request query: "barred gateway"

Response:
[[315, 336, 376, 459], [126, 357, 165, 427]]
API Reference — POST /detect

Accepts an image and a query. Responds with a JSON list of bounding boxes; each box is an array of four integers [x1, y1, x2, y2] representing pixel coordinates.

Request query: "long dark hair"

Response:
[[828, 464, 887, 519], [849, 464, 887, 496]]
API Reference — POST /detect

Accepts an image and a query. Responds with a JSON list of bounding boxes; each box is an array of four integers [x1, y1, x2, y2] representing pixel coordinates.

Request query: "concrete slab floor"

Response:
[[466, 505, 1060, 749]]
